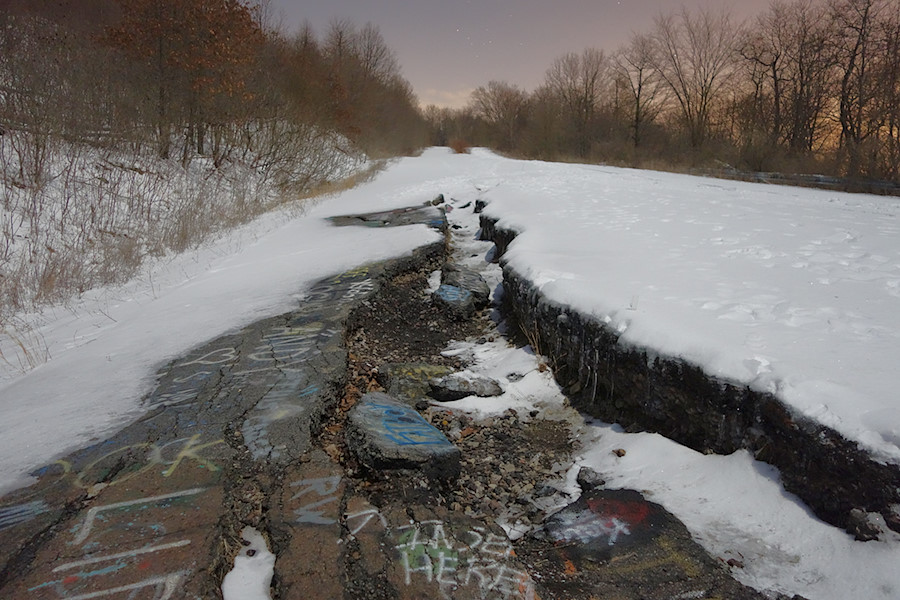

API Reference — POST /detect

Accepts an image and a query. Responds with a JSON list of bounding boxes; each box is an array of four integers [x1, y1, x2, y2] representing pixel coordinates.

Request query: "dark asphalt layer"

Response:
[[0, 203, 771, 600]]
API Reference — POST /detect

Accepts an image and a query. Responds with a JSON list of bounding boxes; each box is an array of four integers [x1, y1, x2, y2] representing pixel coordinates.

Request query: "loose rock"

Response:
[[576, 466, 606, 491], [346, 392, 461, 481], [442, 264, 491, 308], [430, 371, 504, 402], [379, 362, 454, 403], [432, 284, 476, 318], [847, 508, 884, 541]]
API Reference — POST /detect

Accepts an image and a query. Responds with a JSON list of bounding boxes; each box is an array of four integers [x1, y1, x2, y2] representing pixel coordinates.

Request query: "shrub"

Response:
[[449, 138, 471, 154]]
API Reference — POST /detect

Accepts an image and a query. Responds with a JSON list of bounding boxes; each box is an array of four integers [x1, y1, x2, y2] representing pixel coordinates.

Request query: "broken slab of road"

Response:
[[346, 392, 461, 480], [0, 200, 773, 600], [480, 211, 900, 540]]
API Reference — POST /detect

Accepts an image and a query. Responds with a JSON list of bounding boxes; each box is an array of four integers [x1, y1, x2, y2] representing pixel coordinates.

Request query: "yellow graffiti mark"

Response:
[[392, 366, 453, 383], [158, 435, 225, 478], [330, 265, 370, 284], [658, 536, 702, 578], [279, 323, 324, 336], [604, 536, 702, 579], [71, 437, 225, 489], [74, 442, 155, 489], [402, 366, 449, 376]]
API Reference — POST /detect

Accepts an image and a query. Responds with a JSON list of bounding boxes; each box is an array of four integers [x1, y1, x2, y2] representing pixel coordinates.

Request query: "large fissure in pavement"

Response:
[[0, 198, 782, 599], [329, 205, 767, 600], [0, 228, 450, 599], [480, 214, 900, 536]]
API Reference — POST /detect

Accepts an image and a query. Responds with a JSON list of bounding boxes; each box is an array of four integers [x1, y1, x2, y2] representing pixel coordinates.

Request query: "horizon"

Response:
[[268, 0, 771, 108]]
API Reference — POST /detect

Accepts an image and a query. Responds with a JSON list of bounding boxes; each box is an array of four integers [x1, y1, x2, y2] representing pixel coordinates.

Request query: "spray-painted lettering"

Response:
[[369, 402, 453, 447], [435, 284, 472, 303], [70, 436, 224, 490], [0, 500, 50, 532], [395, 518, 535, 599], [290, 477, 342, 525]]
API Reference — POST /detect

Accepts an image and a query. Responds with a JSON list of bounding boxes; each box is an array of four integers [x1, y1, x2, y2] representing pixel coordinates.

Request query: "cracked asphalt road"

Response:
[[0, 203, 772, 600]]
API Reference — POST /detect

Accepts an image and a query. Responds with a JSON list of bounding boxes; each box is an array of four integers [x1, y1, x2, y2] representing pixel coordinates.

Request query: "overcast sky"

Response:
[[268, 0, 771, 108]]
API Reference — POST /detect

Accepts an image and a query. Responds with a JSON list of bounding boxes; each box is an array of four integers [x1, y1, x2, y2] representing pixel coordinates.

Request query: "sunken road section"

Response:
[[0, 207, 449, 599], [479, 214, 900, 537]]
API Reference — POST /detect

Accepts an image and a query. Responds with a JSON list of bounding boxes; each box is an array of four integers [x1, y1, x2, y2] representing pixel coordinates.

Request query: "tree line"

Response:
[[428, 0, 900, 183], [0, 0, 426, 183], [0, 0, 427, 321]]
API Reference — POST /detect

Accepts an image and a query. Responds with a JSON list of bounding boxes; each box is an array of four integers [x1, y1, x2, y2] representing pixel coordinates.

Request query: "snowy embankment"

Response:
[[0, 128, 362, 328], [432, 154, 900, 600], [480, 161, 900, 465], [0, 153, 462, 493], [2, 148, 899, 600]]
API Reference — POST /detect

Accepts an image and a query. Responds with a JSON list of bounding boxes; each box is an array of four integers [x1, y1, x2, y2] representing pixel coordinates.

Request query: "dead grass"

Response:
[[0, 129, 375, 353], [0, 317, 50, 373], [449, 138, 471, 154], [294, 160, 386, 207]]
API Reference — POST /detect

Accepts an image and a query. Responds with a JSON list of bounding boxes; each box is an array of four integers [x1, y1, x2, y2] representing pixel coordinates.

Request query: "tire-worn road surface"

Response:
[[0, 202, 776, 600]]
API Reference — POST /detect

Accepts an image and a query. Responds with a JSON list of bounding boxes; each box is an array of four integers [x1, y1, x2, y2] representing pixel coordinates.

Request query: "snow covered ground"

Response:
[[0, 155, 446, 493], [2, 148, 899, 599], [478, 158, 900, 465], [439, 177, 900, 600], [0, 131, 364, 321]]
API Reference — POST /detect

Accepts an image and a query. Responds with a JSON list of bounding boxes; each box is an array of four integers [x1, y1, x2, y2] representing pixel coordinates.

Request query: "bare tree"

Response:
[[102, 0, 266, 161], [322, 19, 422, 153], [470, 81, 529, 150], [740, 1, 795, 143], [777, 0, 836, 153], [875, 2, 900, 178], [323, 21, 399, 100], [613, 33, 667, 147], [734, 0, 837, 164], [518, 85, 564, 158], [355, 23, 401, 85], [650, 7, 741, 147], [829, 0, 887, 175], [544, 48, 609, 156]]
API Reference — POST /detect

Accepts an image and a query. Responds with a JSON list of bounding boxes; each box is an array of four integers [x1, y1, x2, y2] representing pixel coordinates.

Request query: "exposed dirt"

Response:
[[0, 208, 779, 600], [326, 249, 770, 600], [347, 268, 487, 367]]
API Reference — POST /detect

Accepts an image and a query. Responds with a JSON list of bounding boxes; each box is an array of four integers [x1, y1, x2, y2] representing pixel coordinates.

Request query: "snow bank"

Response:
[[481, 160, 900, 463], [0, 150, 471, 493]]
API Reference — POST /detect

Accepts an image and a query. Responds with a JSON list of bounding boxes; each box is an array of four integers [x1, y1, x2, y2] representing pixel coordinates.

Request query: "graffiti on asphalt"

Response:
[[342, 505, 535, 600], [22, 435, 225, 493], [396, 520, 535, 599], [28, 487, 206, 598], [29, 570, 189, 600], [547, 497, 651, 546], [0, 500, 50, 532], [345, 508, 389, 536], [290, 476, 342, 525], [368, 402, 454, 447], [72, 487, 205, 545], [243, 372, 320, 460]]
